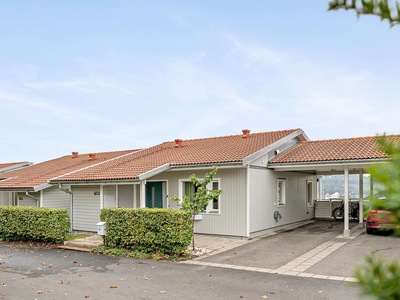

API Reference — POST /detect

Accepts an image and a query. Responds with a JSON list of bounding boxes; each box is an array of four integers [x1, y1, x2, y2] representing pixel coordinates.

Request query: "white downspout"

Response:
[[344, 167, 350, 237], [58, 183, 73, 233], [25, 191, 39, 207]]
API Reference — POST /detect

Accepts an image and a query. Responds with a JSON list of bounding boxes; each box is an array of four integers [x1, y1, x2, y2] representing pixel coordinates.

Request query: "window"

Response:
[[277, 179, 286, 206], [181, 179, 220, 214], [307, 180, 313, 206]]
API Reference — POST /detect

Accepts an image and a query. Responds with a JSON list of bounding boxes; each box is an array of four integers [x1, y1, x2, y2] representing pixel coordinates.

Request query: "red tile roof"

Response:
[[0, 150, 139, 190], [50, 129, 300, 182], [269, 135, 400, 165]]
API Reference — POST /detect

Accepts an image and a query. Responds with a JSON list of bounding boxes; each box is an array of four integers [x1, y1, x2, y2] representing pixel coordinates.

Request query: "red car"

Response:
[[366, 208, 396, 234]]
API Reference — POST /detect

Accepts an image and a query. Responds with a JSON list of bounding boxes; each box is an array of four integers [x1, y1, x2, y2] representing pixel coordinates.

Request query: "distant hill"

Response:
[[321, 175, 372, 198]]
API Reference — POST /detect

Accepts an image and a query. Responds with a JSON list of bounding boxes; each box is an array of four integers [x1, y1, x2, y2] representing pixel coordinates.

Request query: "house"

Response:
[[0, 150, 140, 221], [1, 129, 398, 238], [46, 128, 313, 237], [0, 161, 32, 206]]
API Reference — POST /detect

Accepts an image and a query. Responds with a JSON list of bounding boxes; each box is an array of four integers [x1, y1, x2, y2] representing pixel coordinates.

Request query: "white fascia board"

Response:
[[168, 163, 243, 172], [138, 163, 171, 181], [269, 158, 389, 172], [243, 129, 307, 166], [33, 183, 52, 192]]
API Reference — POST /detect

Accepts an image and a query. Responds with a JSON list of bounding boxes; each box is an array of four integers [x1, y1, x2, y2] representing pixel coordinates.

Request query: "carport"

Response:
[[268, 136, 394, 237]]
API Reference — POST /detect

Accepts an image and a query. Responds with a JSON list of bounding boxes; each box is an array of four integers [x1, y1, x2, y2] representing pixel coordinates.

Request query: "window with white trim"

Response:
[[277, 179, 286, 206], [307, 180, 313, 206], [181, 179, 220, 214]]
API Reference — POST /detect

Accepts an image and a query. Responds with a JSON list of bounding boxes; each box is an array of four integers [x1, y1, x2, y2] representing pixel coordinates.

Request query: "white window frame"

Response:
[[277, 178, 286, 207], [306, 180, 314, 207], [178, 178, 221, 214]]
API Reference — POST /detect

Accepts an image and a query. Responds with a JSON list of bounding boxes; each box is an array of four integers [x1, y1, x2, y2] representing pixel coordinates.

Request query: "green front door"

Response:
[[145, 182, 163, 208]]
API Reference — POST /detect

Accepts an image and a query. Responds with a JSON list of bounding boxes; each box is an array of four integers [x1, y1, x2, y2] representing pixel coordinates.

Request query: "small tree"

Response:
[[171, 166, 222, 249]]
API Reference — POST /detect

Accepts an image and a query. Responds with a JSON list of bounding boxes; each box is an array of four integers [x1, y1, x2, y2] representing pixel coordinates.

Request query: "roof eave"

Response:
[[243, 129, 308, 166], [268, 158, 390, 171], [138, 163, 171, 181]]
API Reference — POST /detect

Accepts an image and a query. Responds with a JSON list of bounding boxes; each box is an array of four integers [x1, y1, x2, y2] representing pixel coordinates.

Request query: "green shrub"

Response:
[[0, 206, 70, 243], [100, 208, 192, 255]]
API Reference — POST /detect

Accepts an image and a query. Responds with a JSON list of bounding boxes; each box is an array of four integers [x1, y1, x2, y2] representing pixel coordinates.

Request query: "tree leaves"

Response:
[[328, 0, 400, 27]]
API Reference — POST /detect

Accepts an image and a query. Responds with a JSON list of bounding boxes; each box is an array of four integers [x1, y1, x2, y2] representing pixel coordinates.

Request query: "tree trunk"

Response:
[[192, 210, 195, 249]]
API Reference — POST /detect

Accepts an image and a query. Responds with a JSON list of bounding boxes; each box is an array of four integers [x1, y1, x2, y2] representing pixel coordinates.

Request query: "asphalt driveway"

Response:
[[199, 220, 400, 278]]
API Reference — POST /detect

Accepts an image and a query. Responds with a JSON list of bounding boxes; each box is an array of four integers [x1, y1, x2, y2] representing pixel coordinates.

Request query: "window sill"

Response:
[[200, 212, 221, 216]]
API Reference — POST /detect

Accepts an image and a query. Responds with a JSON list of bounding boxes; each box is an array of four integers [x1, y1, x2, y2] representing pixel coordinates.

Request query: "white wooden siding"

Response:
[[249, 168, 315, 236], [151, 168, 248, 237], [0, 191, 15, 206], [42, 185, 71, 214], [72, 186, 101, 232]]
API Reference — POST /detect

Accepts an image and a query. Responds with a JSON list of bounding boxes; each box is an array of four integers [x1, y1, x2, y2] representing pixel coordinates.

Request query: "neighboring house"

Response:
[[0, 150, 140, 221], [48, 128, 313, 237], [0, 161, 32, 206]]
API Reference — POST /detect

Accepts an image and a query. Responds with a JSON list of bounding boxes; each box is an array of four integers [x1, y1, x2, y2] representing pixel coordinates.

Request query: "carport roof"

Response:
[[269, 134, 400, 173]]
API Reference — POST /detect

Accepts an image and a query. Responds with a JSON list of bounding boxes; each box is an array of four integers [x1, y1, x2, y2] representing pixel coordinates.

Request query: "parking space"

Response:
[[191, 220, 400, 280]]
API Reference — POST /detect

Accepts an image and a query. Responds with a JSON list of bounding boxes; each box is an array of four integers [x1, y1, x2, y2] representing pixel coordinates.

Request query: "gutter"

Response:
[[25, 191, 39, 208], [268, 158, 390, 168], [58, 183, 73, 233]]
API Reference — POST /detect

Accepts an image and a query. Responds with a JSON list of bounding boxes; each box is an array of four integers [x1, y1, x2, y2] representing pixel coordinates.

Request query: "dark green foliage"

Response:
[[355, 254, 400, 299], [100, 208, 193, 255], [354, 136, 400, 298], [328, 0, 400, 27], [0, 206, 70, 243], [368, 136, 400, 229]]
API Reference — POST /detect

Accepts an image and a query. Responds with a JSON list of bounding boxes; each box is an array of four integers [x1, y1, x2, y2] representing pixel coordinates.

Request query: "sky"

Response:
[[1, 1, 400, 164]]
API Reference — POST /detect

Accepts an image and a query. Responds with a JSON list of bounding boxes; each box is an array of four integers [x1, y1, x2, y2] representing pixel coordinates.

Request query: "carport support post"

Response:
[[359, 169, 364, 228], [344, 167, 350, 237]]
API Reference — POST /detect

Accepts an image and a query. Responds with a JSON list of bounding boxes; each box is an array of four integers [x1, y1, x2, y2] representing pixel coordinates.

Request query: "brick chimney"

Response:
[[174, 139, 183, 148], [72, 152, 78, 158], [89, 153, 96, 160], [242, 129, 250, 138]]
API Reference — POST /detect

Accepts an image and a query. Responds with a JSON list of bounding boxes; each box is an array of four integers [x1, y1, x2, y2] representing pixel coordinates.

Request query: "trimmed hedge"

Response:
[[0, 206, 70, 243], [100, 208, 193, 255]]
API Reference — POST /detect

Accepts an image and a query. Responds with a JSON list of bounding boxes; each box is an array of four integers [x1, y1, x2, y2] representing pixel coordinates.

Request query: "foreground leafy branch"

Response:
[[355, 254, 400, 298], [354, 136, 400, 299], [328, 0, 400, 26]]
